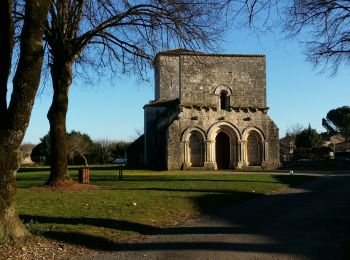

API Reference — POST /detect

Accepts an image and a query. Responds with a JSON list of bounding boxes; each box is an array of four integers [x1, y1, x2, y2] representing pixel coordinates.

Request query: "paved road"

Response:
[[86, 173, 350, 260]]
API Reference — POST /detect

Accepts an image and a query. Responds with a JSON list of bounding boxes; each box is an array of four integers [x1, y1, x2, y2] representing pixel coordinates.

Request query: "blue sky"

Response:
[[23, 27, 350, 144]]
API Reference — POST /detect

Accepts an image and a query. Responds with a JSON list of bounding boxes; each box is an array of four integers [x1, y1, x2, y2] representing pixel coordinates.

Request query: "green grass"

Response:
[[15, 167, 317, 249]]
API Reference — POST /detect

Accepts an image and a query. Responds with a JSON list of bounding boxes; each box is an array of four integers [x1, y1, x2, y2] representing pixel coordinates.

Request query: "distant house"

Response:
[[323, 133, 349, 151], [335, 140, 350, 153]]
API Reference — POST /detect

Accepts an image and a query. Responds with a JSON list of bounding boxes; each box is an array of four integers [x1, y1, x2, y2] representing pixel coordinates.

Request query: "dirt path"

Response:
[[84, 173, 350, 260]]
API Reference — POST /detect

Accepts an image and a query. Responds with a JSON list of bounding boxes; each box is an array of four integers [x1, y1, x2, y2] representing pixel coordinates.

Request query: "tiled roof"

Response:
[[156, 48, 203, 55], [154, 48, 264, 59], [144, 98, 179, 108]]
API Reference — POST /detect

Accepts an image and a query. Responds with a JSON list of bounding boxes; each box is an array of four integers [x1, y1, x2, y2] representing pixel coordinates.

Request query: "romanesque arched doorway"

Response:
[[247, 131, 262, 166], [216, 132, 230, 169], [189, 131, 204, 167]]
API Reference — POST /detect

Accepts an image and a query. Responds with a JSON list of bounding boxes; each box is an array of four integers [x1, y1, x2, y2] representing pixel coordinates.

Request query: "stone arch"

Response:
[[181, 127, 206, 169], [207, 121, 241, 169], [242, 127, 265, 166], [207, 121, 241, 141], [242, 127, 266, 141], [214, 86, 233, 111], [189, 131, 205, 167], [181, 126, 207, 142], [213, 85, 233, 96]]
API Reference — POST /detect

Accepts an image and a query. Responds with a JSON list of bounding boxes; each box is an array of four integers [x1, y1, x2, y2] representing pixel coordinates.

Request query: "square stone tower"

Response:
[[142, 49, 279, 170]]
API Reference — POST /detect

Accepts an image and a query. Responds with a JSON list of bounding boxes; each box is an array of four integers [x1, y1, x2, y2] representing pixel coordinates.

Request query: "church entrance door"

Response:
[[216, 132, 230, 169]]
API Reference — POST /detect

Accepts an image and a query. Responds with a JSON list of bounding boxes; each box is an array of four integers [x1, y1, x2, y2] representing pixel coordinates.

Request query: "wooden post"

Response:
[[79, 167, 90, 184]]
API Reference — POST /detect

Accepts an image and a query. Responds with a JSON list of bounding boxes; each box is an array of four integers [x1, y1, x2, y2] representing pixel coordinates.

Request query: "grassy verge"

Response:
[[15, 167, 317, 250]]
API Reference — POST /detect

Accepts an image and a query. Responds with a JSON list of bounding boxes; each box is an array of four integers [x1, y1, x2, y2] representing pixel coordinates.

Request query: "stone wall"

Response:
[[180, 55, 266, 108], [155, 54, 266, 108], [154, 56, 180, 100], [144, 105, 169, 168], [166, 108, 279, 170]]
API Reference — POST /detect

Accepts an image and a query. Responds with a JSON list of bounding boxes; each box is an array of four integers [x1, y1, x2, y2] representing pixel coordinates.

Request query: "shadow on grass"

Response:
[[16, 175, 317, 190], [18, 167, 51, 173], [17, 175, 350, 259], [90, 175, 317, 183], [105, 187, 267, 194], [18, 165, 117, 174], [271, 175, 318, 186], [42, 230, 289, 253], [43, 230, 117, 251], [20, 191, 262, 251], [94, 177, 283, 183], [20, 215, 158, 235]]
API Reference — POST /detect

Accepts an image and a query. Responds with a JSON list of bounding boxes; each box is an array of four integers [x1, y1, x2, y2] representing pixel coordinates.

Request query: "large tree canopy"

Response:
[[323, 106, 350, 141], [43, 0, 234, 185], [295, 125, 323, 149], [294, 125, 324, 159]]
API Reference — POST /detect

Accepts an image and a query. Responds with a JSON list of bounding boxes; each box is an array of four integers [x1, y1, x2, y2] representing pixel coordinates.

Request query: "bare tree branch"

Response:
[[285, 0, 350, 74]]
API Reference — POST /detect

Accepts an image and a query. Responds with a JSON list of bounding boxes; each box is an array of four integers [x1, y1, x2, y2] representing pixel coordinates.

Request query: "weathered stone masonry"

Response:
[[142, 49, 280, 170]]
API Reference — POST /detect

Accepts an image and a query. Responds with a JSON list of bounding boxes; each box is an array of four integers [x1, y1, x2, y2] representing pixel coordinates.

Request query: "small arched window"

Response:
[[220, 91, 230, 110]]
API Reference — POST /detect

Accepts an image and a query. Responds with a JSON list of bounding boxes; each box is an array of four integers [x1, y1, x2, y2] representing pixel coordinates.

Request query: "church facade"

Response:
[[142, 49, 280, 170]]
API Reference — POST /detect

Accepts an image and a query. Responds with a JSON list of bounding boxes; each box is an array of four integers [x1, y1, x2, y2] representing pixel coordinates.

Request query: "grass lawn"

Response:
[[15, 167, 317, 249]]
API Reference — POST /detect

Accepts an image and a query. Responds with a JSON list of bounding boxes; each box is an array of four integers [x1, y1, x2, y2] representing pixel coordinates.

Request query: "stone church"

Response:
[[132, 49, 280, 170]]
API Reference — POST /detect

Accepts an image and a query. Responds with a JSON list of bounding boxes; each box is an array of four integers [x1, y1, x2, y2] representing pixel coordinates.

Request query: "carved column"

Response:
[[264, 141, 268, 161], [204, 140, 216, 170], [182, 141, 191, 170], [237, 141, 245, 168], [261, 141, 268, 167]]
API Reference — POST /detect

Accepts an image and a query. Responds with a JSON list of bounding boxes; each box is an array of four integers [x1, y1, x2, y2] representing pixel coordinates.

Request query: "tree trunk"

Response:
[[0, 148, 29, 242], [0, 1, 13, 116], [46, 61, 73, 185], [0, 0, 49, 243]]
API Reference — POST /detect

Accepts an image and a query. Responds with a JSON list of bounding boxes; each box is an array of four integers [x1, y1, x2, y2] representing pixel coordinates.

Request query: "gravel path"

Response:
[[82, 172, 350, 260]]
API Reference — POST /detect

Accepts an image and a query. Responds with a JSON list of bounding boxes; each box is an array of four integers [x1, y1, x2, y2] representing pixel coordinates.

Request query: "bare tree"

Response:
[[43, 0, 230, 185], [280, 123, 304, 161], [68, 131, 93, 166], [93, 139, 114, 164], [225, 0, 350, 74], [131, 128, 143, 141], [285, 0, 350, 73], [43, 0, 288, 186], [112, 141, 130, 159], [0, 0, 49, 242]]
